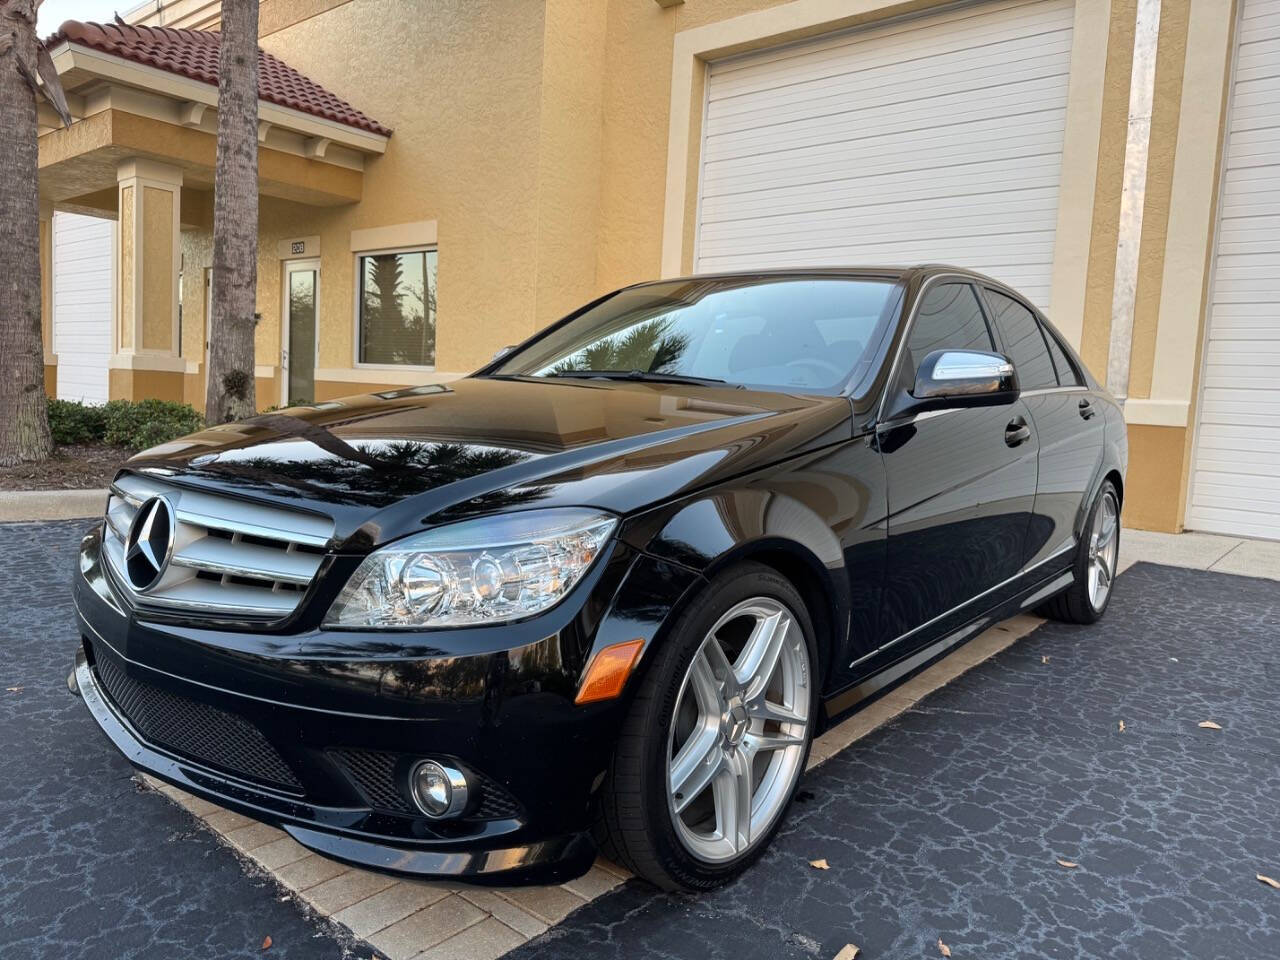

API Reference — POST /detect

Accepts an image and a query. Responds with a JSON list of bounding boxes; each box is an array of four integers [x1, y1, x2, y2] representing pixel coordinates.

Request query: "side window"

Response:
[[907, 283, 994, 362], [985, 289, 1056, 389], [1040, 321, 1082, 386]]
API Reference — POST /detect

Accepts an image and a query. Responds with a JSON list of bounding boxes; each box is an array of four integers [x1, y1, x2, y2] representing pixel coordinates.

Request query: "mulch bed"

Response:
[[0, 444, 128, 491]]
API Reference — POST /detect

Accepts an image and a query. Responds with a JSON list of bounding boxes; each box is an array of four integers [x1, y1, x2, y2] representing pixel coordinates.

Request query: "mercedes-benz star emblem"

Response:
[[124, 496, 175, 592]]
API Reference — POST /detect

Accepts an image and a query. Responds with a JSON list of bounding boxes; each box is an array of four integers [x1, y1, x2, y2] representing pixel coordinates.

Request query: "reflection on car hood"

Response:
[[123, 377, 852, 547]]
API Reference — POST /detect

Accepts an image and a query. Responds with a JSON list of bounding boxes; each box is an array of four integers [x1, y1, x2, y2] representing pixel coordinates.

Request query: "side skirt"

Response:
[[819, 567, 1074, 726]]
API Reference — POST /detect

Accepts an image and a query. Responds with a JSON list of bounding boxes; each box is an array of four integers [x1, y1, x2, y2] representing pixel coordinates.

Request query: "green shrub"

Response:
[[48, 397, 207, 450], [47, 397, 108, 445], [102, 398, 205, 450]]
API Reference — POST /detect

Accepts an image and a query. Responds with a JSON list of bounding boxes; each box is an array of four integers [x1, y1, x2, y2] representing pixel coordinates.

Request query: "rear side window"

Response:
[[907, 283, 993, 360], [985, 289, 1056, 390], [1040, 321, 1082, 386]]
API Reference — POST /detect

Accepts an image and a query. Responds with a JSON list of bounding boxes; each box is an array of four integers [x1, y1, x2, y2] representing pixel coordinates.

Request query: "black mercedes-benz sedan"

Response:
[[71, 266, 1126, 892]]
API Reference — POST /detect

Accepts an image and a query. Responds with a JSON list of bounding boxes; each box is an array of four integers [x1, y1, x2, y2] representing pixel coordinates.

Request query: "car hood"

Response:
[[124, 377, 852, 548]]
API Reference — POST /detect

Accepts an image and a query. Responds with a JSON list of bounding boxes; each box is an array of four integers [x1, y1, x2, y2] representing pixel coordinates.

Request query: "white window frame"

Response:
[[351, 244, 438, 372], [282, 257, 322, 407]]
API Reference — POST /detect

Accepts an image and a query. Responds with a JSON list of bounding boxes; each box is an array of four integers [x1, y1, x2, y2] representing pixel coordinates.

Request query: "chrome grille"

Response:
[[102, 472, 334, 618]]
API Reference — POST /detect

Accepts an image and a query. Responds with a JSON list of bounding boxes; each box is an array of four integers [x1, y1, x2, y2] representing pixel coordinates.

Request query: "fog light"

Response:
[[409, 760, 469, 819]]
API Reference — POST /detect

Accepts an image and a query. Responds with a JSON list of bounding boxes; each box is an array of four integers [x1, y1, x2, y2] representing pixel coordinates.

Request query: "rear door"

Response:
[[983, 287, 1104, 569], [877, 280, 1039, 648]]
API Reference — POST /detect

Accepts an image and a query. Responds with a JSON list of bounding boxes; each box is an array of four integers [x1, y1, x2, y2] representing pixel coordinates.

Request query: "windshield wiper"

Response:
[[543, 369, 735, 387]]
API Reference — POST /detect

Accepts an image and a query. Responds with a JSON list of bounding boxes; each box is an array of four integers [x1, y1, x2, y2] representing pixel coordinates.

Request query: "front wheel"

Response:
[[594, 563, 818, 891], [1038, 479, 1121, 624]]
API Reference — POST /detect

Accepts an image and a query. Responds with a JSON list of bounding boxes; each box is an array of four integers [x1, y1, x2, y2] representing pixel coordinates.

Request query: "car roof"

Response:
[[627, 264, 1013, 290]]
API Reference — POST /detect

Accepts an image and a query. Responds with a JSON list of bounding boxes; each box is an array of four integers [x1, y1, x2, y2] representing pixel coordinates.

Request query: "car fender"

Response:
[[614, 489, 854, 688]]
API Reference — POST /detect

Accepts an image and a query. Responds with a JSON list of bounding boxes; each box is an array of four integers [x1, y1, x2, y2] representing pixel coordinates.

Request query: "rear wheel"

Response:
[[1038, 480, 1120, 624], [595, 563, 818, 891]]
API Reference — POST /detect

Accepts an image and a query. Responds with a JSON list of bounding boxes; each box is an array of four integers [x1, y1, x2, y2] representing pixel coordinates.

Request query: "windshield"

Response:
[[489, 276, 901, 394]]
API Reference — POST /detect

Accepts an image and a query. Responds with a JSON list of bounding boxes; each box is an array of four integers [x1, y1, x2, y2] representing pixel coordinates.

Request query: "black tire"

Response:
[[593, 562, 819, 892], [1037, 479, 1121, 624]]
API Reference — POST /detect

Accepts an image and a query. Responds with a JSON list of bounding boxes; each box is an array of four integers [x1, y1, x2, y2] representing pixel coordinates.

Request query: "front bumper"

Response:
[[71, 647, 594, 883], [69, 524, 687, 885]]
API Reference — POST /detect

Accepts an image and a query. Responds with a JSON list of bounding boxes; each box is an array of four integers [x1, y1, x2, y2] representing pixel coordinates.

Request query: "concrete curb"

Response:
[[0, 489, 107, 522]]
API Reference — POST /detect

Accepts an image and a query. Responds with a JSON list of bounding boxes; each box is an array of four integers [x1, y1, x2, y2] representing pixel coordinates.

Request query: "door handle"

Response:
[[1078, 398, 1096, 420], [1005, 417, 1032, 447]]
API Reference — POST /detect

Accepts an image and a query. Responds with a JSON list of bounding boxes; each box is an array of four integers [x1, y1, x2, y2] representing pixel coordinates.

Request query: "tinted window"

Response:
[[985, 289, 1056, 389], [492, 278, 899, 394], [907, 283, 993, 362], [1041, 321, 1081, 386]]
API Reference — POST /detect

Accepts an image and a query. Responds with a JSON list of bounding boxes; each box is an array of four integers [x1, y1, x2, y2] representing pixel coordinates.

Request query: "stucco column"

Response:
[[1121, 0, 1237, 532], [39, 201, 55, 397], [111, 158, 185, 403]]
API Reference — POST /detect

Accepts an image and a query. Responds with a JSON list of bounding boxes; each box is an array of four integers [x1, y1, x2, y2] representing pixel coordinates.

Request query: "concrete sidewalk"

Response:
[[0, 489, 106, 522]]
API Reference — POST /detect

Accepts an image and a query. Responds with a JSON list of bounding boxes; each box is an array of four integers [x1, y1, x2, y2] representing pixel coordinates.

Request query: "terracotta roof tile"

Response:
[[50, 20, 391, 137]]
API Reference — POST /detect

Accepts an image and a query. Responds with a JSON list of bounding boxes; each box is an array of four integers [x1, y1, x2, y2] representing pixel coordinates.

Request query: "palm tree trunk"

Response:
[[0, 0, 54, 465], [205, 0, 260, 425]]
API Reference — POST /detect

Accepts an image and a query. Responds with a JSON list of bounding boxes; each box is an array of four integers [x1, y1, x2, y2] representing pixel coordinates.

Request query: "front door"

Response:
[[877, 281, 1039, 648], [282, 259, 319, 406]]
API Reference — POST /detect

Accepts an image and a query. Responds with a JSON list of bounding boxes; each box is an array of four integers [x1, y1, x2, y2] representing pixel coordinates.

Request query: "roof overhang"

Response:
[[45, 39, 389, 155], [38, 40, 387, 214]]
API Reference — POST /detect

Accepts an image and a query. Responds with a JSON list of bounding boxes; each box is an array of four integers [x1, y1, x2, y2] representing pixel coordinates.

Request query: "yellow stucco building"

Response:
[[36, 0, 1280, 539]]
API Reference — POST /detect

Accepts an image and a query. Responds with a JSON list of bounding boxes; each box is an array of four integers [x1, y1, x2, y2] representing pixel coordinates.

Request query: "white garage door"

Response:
[[53, 212, 113, 405], [696, 0, 1075, 311], [1187, 0, 1280, 540]]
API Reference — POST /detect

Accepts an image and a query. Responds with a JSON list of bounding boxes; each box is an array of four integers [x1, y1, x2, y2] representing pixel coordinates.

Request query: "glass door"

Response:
[[282, 259, 319, 406]]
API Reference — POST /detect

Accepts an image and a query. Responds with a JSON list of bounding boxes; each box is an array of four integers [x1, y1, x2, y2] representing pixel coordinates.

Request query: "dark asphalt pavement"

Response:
[[0, 520, 372, 959], [511, 562, 1280, 960], [6, 519, 1279, 959]]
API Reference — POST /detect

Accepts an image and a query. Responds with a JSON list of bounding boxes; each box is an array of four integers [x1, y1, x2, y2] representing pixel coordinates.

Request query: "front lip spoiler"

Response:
[[71, 647, 597, 885]]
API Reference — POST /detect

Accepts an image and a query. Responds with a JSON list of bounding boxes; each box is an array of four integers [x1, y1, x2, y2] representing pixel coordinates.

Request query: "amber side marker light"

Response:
[[575, 638, 645, 705]]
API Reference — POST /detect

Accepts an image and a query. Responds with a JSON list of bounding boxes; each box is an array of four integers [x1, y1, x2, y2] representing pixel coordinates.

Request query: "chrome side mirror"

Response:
[[913, 349, 1017, 400], [887, 349, 1020, 421]]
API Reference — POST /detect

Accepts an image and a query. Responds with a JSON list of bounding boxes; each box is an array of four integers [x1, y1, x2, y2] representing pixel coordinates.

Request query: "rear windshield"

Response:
[[490, 277, 901, 394]]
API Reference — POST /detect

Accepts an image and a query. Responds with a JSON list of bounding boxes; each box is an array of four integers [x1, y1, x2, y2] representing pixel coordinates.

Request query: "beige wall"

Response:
[[128, 0, 1245, 534], [254, 0, 547, 378]]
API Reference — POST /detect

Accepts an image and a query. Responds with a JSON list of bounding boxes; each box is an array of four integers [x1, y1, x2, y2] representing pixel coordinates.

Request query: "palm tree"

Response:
[[550, 318, 691, 375], [0, 0, 71, 465], [205, 0, 260, 425]]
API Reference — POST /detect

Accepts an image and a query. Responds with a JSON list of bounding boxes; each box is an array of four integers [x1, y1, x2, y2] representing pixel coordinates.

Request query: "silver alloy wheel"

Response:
[[666, 597, 811, 863], [1087, 490, 1120, 611]]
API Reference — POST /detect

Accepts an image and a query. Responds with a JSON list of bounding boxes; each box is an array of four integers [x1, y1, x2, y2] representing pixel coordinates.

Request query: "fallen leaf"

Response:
[[938, 937, 952, 957], [809, 858, 830, 870], [1198, 720, 1223, 730], [1118, 720, 1125, 733], [1057, 859, 1079, 869], [1258, 874, 1280, 890], [5, 686, 22, 693], [833, 945, 861, 960], [261, 935, 272, 950]]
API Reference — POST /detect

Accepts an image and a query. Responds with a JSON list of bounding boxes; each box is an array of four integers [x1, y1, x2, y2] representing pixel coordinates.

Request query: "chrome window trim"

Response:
[[1019, 385, 1090, 397]]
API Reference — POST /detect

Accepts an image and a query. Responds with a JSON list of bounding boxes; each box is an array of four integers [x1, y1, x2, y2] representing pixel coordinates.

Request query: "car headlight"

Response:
[[324, 508, 617, 629]]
